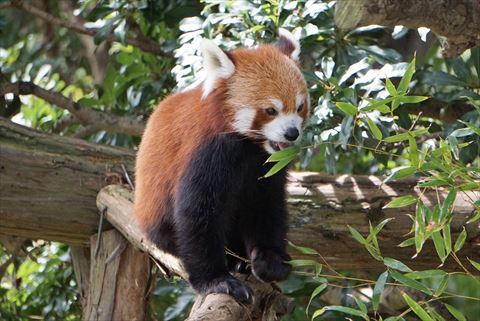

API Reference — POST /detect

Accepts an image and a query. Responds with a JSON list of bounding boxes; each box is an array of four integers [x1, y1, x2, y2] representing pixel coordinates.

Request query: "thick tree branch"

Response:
[[0, 81, 145, 136], [335, 0, 480, 56], [1, 119, 479, 272], [5, 0, 172, 57]]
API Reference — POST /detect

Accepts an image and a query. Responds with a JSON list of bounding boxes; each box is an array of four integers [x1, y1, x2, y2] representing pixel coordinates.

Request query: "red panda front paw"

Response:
[[197, 274, 253, 303], [251, 247, 291, 283]]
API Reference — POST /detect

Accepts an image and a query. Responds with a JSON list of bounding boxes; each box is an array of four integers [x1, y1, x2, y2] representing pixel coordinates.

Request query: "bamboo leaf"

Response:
[[366, 116, 383, 140], [445, 304, 467, 321], [385, 78, 397, 96], [390, 270, 432, 295], [434, 274, 449, 297], [454, 227, 467, 252], [384, 195, 417, 208], [372, 271, 388, 311], [383, 257, 412, 272], [402, 292, 434, 321], [336, 102, 357, 117], [324, 306, 369, 320], [265, 145, 300, 162], [432, 231, 447, 263], [397, 57, 416, 95], [306, 284, 327, 315], [288, 241, 319, 255], [467, 258, 480, 272]]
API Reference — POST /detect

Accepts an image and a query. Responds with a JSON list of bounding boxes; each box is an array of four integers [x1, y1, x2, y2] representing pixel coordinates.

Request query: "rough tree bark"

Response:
[[335, 0, 480, 56], [1, 118, 479, 271]]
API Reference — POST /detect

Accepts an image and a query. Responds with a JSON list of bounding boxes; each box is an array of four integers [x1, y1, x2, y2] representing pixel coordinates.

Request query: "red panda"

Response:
[[134, 29, 309, 302]]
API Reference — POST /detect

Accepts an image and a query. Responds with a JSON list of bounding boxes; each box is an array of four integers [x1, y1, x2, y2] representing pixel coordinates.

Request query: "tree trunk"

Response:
[[1, 118, 478, 271], [335, 0, 480, 56]]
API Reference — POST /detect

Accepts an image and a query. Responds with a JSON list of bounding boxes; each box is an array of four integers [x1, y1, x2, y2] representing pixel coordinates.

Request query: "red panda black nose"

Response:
[[284, 127, 299, 141]]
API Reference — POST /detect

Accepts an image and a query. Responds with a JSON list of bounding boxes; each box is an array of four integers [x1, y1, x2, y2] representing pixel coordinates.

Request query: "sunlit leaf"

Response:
[[384, 195, 417, 208], [336, 102, 358, 116], [366, 116, 383, 140], [397, 57, 416, 95], [288, 241, 318, 255]]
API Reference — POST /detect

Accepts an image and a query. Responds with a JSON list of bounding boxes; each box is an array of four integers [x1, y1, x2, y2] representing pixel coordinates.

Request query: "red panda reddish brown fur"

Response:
[[134, 32, 309, 302]]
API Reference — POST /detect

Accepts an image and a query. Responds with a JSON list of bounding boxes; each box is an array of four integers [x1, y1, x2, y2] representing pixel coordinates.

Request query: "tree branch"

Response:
[[5, 0, 173, 57], [0, 81, 145, 136], [96, 185, 295, 321], [335, 0, 480, 56]]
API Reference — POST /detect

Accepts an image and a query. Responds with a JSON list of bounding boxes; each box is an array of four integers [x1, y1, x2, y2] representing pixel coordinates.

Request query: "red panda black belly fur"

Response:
[[134, 29, 309, 303]]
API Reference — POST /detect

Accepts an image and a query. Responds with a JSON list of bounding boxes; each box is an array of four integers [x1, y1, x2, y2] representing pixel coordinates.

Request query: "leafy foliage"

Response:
[[1, 0, 479, 320]]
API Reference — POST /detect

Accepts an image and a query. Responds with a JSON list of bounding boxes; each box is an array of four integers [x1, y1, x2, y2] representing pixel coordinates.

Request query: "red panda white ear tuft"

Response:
[[200, 39, 235, 99], [276, 28, 301, 62]]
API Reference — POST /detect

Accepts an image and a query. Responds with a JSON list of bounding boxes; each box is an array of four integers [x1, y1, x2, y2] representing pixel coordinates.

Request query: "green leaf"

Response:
[[467, 258, 480, 272], [397, 57, 416, 95], [349, 294, 368, 314], [306, 284, 327, 315], [398, 237, 415, 248], [402, 292, 434, 321], [383, 257, 412, 272], [408, 136, 419, 167], [263, 158, 291, 178], [418, 178, 451, 187], [394, 95, 429, 103], [367, 218, 394, 243], [390, 270, 432, 295], [385, 78, 397, 96], [336, 102, 357, 116], [288, 241, 318, 255], [467, 210, 480, 224], [434, 274, 449, 297], [366, 116, 383, 140], [450, 128, 474, 138], [384, 195, 417, 208], [324, 306, 369, 320], [454, 227, 467, 252], [361, 97, 395, 112], [405, 270, 446, 279], [384, 132, 410, 143], [445, 303, 467, 321], [372, 271, 388, 311], [443, 224, 452, 257], [432, 231, 447, 263], [311, 308, 325, 320], [265, 145, 300, 162], [385, 166, 417, 182], [348, 225, 367, 245]]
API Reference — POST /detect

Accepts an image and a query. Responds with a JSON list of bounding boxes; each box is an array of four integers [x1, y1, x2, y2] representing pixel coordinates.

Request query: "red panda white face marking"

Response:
[[199, 29, 308, 154]]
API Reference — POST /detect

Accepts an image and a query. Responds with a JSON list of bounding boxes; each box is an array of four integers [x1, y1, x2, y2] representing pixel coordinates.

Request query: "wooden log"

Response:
[[0, 117, 134, 245], [1, 119, 479, 270]]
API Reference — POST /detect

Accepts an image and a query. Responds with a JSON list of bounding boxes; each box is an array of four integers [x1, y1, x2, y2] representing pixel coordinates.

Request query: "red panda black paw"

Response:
[[199, 274, 253, 303], [251, 248, 292, 283]]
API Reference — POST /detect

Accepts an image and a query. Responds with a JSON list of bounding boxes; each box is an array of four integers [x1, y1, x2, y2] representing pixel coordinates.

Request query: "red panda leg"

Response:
[[173, 136, 253, 303], [241, 168, 292, 283]]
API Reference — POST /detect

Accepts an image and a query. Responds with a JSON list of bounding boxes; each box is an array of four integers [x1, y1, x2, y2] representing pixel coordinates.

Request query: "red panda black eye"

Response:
[[265, 108, 278, 116], [297, 103, 304, 113]]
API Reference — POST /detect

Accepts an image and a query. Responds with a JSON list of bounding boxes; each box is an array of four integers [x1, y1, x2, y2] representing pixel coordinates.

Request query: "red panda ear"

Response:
[[200, 39, 235, 99], [276, 28, 301, 62]]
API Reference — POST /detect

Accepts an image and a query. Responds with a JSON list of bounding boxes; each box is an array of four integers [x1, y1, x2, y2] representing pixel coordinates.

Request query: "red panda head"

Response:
[[199, 29, 309, 154]]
